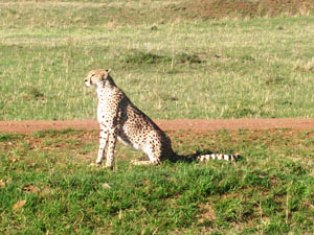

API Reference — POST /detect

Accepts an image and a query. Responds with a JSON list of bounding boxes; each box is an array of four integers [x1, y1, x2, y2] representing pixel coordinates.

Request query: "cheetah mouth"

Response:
[[84, 80, 92, 87]]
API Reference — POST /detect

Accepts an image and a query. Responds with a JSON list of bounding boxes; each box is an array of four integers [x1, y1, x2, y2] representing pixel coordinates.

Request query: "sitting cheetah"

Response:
[[84, 69, 239, 169]]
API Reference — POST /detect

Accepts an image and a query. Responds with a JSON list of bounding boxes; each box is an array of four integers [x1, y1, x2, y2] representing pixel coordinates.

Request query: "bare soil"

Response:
[[1, 119, 314, 134]]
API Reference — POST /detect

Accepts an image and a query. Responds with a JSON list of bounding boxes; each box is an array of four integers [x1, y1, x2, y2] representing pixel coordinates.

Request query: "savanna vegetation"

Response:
[[1, 129, 314, 234], [1, 1, 314, 234], [0, 0, 313, 120]]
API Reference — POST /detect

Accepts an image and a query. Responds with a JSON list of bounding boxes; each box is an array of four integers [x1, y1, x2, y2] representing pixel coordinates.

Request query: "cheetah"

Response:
[[84, 69, 239, 170]]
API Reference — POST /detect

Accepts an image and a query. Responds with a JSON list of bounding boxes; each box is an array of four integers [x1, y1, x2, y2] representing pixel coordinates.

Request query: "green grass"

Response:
[[0, 129, 313, 234], [1, 2, 313, 234], [1, 1, 314, 120]]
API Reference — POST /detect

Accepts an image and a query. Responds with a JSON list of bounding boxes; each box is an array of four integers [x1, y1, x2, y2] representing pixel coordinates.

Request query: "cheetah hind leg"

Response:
[[131, 146, 161, 166]]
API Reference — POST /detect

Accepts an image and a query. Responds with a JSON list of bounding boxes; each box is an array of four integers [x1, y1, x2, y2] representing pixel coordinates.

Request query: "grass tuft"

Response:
[[25, 87, 45, 100], [176, 52, 205, 64], [0, 133, 21, 142], [123, 50, 171, 65], [32, 128, 80, 138]]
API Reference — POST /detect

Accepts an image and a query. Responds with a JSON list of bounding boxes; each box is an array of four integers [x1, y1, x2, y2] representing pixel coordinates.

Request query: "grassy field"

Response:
[[0, 0, 314, 120], [1, 1, 314, 234], [0, 129, 314, 234]]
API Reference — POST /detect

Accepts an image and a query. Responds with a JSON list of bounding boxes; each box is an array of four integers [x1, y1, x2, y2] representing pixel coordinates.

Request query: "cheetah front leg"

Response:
[[105, 128, 117, 170], [95, 127, 109, 165]]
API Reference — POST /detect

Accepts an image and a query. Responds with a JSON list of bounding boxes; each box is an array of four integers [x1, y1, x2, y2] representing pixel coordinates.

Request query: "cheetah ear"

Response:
[[102, 69, 112, 80]]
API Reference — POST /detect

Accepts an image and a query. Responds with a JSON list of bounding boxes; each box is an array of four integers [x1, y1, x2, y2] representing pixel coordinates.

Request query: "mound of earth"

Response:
[[171, 0, 314, 19]]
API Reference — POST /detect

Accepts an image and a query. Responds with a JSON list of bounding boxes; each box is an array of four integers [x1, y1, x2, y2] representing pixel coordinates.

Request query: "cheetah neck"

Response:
[[95, 83, 116, 103], [96, 86, 107, 101]]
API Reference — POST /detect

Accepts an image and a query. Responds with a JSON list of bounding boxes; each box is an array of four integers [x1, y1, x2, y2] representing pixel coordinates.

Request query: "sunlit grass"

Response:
[[1, 16, 313, 120], [0, 129, 313, 234], [0, 1, 314, 121], [1, 1, 314, 234]]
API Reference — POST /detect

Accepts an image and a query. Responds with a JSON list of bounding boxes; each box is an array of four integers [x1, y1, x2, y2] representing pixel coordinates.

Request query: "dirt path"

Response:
[[1, 119, 314, 134]]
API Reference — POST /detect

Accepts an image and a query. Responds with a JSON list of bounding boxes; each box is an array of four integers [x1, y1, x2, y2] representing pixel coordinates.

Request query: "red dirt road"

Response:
[[1, 119, 314, 134]]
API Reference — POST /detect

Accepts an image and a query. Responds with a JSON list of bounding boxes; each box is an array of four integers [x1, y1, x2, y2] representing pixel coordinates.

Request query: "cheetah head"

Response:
[[84, 69, 111, 87]]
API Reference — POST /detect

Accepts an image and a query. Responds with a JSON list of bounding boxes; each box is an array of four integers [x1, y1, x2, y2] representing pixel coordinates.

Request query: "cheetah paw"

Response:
[[131, 160, 152, 166], [130, 159, 138, 165], [89, 162, 102, 167], [104, 165, 114, 171]]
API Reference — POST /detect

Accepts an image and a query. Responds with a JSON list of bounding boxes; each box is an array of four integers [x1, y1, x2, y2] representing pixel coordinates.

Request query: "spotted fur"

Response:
[[84, 69, 239, 169]]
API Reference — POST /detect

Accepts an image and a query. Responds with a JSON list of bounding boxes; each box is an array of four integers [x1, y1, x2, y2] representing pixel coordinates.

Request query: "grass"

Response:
[[1, 1, 313, 234], [0, 129, 313, 234], [0, 1, 314, 120]]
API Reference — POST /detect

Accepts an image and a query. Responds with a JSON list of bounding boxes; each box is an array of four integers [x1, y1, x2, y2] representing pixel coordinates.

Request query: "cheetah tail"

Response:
[[196, 153, 241, 162]]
